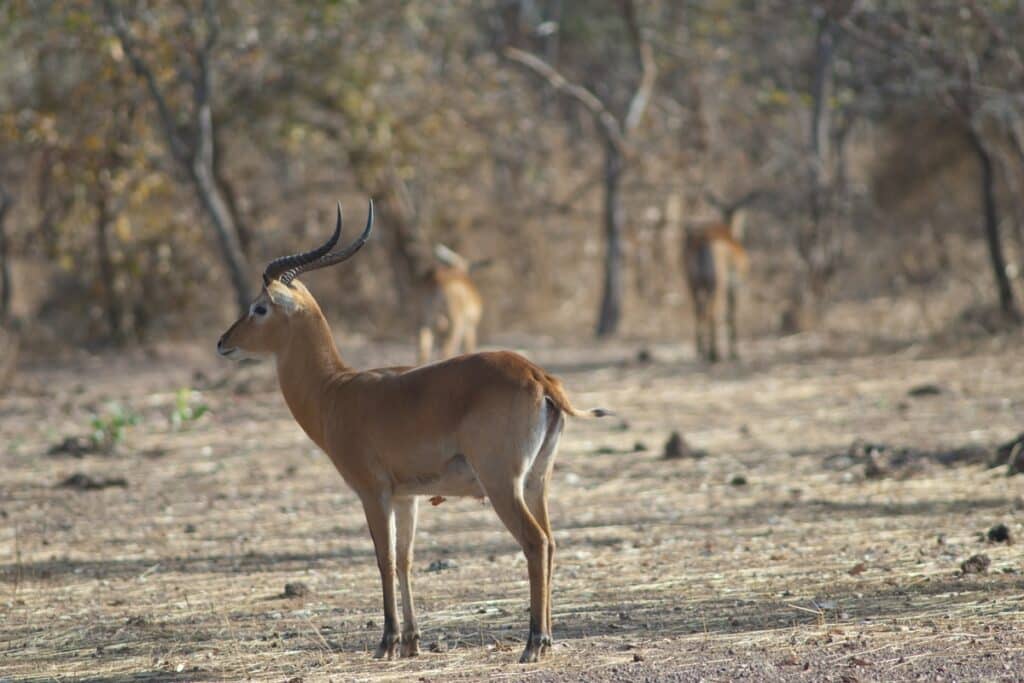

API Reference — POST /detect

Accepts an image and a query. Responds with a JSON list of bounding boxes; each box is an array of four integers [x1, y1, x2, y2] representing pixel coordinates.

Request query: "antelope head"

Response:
[[217, 200, 373, 360]]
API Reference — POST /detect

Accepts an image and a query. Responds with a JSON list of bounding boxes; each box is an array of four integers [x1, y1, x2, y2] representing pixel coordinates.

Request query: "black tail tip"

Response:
[[590, 408, 614, 418]]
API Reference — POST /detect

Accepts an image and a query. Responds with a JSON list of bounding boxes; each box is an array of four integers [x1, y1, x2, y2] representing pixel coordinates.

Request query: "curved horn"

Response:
[[262, 203, 344, 285], [278, 199, 374, 285]]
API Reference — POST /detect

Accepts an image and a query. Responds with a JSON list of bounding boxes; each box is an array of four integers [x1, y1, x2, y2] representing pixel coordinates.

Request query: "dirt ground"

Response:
[[1, 330, 1023, 682]]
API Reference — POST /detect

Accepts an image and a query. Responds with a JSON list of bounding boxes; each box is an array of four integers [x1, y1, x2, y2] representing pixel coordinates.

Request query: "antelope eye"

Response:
[[253, 304, 268, 316]]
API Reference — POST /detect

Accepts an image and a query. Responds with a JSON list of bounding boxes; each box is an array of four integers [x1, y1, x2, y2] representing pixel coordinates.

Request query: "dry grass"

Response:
[[1, 331, 1023, 681]]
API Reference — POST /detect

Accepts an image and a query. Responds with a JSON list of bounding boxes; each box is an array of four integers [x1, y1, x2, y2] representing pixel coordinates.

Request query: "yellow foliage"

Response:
[[115, 215, 132, 242]]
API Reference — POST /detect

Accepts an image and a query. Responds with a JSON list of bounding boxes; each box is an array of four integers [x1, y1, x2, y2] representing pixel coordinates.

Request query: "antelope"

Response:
[[682, 207, 749, 363], [416, 244, 489, 365], [217, 200, 610, 663]]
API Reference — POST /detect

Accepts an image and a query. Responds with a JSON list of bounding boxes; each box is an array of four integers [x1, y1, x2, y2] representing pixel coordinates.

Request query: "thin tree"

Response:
[[99, 0, 253, 311], [0, 183, 12, 322], [506, 0, 656, 336], [844, 5, 1018, 320], [801, 1, 853, 306]]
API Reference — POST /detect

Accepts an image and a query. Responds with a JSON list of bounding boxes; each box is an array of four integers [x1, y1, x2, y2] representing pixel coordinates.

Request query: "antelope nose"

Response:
[[216, 336, 225, 352]]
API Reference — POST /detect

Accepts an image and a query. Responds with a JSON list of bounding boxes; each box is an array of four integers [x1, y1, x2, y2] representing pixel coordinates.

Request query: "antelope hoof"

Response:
[[400, 631, 420, 657], [519, 645, 540, 664], [519, 632, 549, 663], [374, 631, 401, 660]]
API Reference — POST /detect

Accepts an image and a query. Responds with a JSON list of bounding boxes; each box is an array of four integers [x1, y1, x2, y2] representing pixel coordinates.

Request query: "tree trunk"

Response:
[[94, 192, 123, 341], [378, 193, 426, 312], [807, 11, 835, 276], [213, 126, 253, 254], [1003, 118, 1024, 290], [354, 167, 431, 319], [596, 139, 625, 337], [190, 162, 253, 312], [0, 186, 11, 322], [967, 128, 1018, 319]]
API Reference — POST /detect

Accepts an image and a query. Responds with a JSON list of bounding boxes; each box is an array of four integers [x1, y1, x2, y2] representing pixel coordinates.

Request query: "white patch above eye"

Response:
[[267, 288, 298, 313]]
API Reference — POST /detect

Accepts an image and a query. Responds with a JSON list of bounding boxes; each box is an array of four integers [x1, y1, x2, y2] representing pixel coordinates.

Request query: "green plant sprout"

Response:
[[89, 402, 139, 452], [170, 388, 210, 429]]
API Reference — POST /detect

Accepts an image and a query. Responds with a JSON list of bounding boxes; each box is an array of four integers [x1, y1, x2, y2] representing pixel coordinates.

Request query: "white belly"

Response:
[[392, 453, 485, 497]]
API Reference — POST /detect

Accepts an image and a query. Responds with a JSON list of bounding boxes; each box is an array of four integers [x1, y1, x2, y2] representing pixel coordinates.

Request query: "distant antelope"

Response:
[[682, 202, 750, 363], [417, 244, 490, 365], [217, 201, 611, 663]]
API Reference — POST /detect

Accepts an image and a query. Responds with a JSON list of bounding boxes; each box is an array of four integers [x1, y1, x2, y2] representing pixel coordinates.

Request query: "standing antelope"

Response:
[[682, 208, 749, 362], [416, 244, 488, 365], [217, 201, 609, 663]]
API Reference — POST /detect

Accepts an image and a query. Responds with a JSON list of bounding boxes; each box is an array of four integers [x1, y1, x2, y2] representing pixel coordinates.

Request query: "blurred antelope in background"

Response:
[[217, 201, 610, 663], [417, 244, 490, 364], [682, 192, 757, 362]]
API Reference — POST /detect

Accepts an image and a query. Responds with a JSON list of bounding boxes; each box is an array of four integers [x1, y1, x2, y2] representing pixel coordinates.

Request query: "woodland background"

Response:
[[1, 0, 1023, 354]]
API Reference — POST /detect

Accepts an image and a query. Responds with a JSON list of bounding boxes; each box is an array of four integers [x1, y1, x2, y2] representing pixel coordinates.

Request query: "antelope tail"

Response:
[[539, 373, 614, 419]]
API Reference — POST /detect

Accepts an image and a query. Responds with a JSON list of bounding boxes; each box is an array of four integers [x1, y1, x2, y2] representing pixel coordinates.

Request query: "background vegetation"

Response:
[[2, 0, 1023, 352]]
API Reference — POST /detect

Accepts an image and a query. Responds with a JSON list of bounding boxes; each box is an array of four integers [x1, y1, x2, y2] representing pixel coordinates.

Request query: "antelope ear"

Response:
[[266, 284, 299, 313]]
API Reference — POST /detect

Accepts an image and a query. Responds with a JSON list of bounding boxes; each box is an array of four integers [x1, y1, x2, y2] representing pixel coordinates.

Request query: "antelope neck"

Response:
[[274, 310, 350, 450]]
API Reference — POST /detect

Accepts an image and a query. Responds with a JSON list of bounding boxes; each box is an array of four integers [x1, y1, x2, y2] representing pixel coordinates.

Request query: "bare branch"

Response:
[[99, 0, 189, 164], [504, 47, 626, 153], [202, 0, 220, 53], [964, 0, 1024, 83], [180, 0, 221, 176], [620, 0, 656, 135]]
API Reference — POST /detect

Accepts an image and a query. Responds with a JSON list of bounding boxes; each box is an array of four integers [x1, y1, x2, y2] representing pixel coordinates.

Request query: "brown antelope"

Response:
[[217, 201, 610, 663], [682, 207, 749, 363], [417, 244, 488, 365]]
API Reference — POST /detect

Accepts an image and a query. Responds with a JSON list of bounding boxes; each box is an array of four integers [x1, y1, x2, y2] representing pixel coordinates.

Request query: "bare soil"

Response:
[[1, 331, 1023, 681]]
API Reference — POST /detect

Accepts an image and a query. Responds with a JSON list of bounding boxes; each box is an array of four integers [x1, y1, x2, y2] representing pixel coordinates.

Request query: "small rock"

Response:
[[730, 474, 748, 487], [848, 562, 867, 576], [282, 582, 311, 598], [184, 523, 197, 534], [47, 436, 97, 458], [57, 473, 128, 491], [633, 441, 647, 452], [429, 639, 448, 653], [662, 431, 707, 460], [864, 450, 886, 479], [961, 554, 991, 575], [908, 383, 942, 397], [986, 523, 1011, 544], [427, 558, 458, 572], [1008, 442, 1024, 476], [989, 433, 1024, 472], [632, 652, 645, 662], [635, 348, 654, 364]]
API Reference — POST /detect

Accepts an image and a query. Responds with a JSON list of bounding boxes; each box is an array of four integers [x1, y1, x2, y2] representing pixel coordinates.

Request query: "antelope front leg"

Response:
[[726, 280, 739, 360], [360, 493, 401, 660], [441, 316, 466, 359], [707, 306, 720, 364], [417, 326, 433, 365], [394, 496, 421, 657]]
